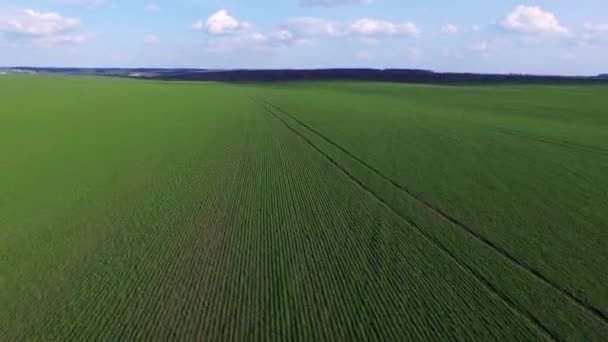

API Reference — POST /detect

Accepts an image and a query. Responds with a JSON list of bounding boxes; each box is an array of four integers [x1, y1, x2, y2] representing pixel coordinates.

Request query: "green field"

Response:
[[1, 76, 607, 341]]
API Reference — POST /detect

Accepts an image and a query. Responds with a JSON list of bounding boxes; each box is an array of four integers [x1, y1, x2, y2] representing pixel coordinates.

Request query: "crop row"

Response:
[[258, 89, 608, 340]]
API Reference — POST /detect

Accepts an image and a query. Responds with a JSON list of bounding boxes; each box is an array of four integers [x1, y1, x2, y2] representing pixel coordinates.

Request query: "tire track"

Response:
[[258, 97, 608, 328], [255, 97, 544, 340], [492, 128, 608, 156], [251, 96, 558, 342]]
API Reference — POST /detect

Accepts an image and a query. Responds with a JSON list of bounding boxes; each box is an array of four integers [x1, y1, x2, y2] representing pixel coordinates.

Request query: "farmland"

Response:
[[1, 76, 607, 340]]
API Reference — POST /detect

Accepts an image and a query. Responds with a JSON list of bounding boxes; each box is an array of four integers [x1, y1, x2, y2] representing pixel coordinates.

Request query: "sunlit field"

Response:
[[2, 76, 607, 340]]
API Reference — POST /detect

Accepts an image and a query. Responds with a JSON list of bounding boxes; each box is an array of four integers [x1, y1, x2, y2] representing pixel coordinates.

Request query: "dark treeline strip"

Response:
[[4, 67, 608, 84], [156, 69, 608, 84]]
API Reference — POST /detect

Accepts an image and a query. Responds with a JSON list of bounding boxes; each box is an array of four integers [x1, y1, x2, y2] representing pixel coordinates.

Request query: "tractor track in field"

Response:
[[251, 96, 558, 341], [492, 128, 608, 156], [253, 96, 608, 331]]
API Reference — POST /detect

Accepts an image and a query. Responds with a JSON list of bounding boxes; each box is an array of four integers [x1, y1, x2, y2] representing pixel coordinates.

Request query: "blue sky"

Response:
[[1, 1, 607, 74]]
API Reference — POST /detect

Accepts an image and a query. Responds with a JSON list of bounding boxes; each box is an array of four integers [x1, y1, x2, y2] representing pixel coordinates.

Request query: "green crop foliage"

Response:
[[1, 76, 607, 341]]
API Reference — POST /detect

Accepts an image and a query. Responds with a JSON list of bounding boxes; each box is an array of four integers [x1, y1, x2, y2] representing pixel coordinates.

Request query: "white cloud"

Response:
[[194, 10, 250, 34], [283, 17, 420, 38], [204, 31, 290, 52], [191, 20, 204, 31], [0, 8, 89, 46], [472, 25, 481, 32], [0, 9, 80, 36], [192, 10, 297, 52], [144, 34, 159, 44], [144, 4, 160, 13], [59, 0, 107, 8], [350, 18, 420, 37], [250, 32, 267, 42], [268, 30, 294, 41], [501, 5, 569, 36], [441, 24, 459, 34], [299, 0, 373, 7], [282, 17, 341, 37]]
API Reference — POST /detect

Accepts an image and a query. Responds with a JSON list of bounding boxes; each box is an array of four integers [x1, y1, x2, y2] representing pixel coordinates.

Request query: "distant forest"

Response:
[[3, 67, 608, 84]]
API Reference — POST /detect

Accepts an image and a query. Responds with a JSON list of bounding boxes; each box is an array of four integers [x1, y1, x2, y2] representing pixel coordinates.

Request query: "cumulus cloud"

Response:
[[0, 9, 80, 36], [192, 13, 296, 51], [441, 24, 459, 34], [0, 8, 90, 46], [268, 30, 294, 41], [59, 0, 107, 8], [192, 10, 250, 34], [192, 10, 420, 55], [299, 0, 373, 7], [282, 17, 341, 37], [501, 5, 569, 36], [0, 9, 88, 47], [282, 17, 419, 38], [350, 18, 420, 37], [191, 20, 204, 31], [191, 9, 299, 52], [204, 30, 291, 52]]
